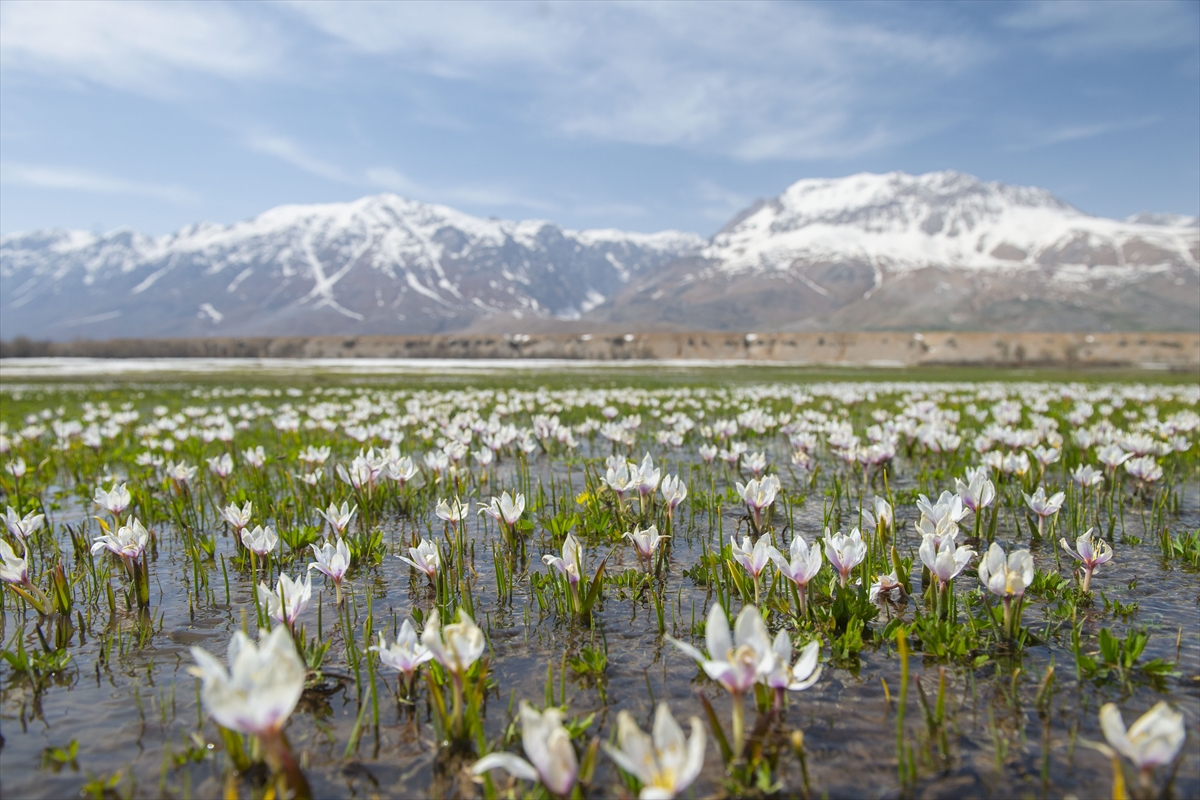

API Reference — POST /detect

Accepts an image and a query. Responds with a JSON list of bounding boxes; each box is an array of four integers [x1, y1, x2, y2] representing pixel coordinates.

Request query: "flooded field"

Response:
[[0, 370, 1197, 799]]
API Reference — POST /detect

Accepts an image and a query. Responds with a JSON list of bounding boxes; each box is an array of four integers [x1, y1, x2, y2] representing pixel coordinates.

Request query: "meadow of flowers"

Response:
[[1, 373, 1197, 799]]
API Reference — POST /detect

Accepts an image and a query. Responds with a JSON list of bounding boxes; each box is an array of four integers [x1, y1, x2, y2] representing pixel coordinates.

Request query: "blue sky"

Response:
[[1, 0, 1197, 237]]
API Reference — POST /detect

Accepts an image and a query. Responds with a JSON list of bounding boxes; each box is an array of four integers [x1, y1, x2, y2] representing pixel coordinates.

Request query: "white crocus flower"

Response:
[[1124, 455, 1163, 485], [543, 532, 583, 586], [637, 453, 662, 496], [625, 525, 668, 568], [742, 451, 767, 477], [768, 535, 822, 615], [1000, 451, 1030, 477], [978, 542, 1034, 599], [730, 534, 772, 580], [1096, 443, 1132, 471], [4, 506, 45, 541], [873, 496, 894, 534], [823, 527, 867, 587], [666, 603, 775, 696], [604, 459, 639, 504], [165, 460, 198, 484], [385, 455, 419, 484], [206, 453, 234, 478], [421, 608, 485, 677], [919, 533, 975, 591], [764, 634, 822, 701], [955, 469, 995, 515], [398, 538, 440, 580], [308, 537, 351, 603], [189, 626, 306, 738], [1059, 528, 1113, 592], [479, 491, 525, 527], [735, 475, 780, 531], [660, 474, 687, 520], [666, 603, 774, 758], [242, 525, 278, 558], [258, 573, 311, 627], [317, 502, 357, 536], [220, 501, 253, 532], [0, 539, 29, 584], [1070, 464, 1105, 488], [1023, 486, 1065, 537], [435, 497, 469, 527], [472, 702, 578, 797], [978, 542, 1034, 638], [297, 445, 331, 466], [869, 571, 905, 604], [1031, 445, 1060, 470], [1099, 702, 1185, 775], [93, 482, 132, 517], [602, 703, 706, 800], [916, 491, 969, 529], [91, 518, 149, 559], [369, 620, 433, 686], [242, 446, 267, 469]]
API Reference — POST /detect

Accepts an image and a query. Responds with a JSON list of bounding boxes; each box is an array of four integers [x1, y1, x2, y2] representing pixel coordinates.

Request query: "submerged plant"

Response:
[[422, 608, 486, 741], [91, 518, 151, 608], [189, 627, 310, 798], [370, 619, 433, 699], [1059, 528, 1113, 592], [667, 602, 774, 759], [308, 537, 351, 603], [1099, 701, 1185, 797], [0, 538, 48, 613], [602, 703, 706, 799], [769, 534, 822, 616], [978, 542, 1033, 640]]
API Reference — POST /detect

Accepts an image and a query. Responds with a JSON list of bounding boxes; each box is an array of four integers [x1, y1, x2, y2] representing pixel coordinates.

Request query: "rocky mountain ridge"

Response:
[[2, 171, 1196, 340]]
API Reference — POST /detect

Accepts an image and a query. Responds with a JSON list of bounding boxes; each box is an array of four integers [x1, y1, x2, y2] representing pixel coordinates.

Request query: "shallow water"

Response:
[[1, 379, 1197, 799]]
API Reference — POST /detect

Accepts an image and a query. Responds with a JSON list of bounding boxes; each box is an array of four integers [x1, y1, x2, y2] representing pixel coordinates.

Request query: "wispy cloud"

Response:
[[245, 133, 353, 182], [1005, 116, 1160, 152], [1001, 1, 1198, 58], [1, 163, 199, 204], [0, 0, 281, 96], [363, 167, 421, 196], [365, 165, 555, 214], [286, 2, 983, 162], [695, 180, 753, 223]]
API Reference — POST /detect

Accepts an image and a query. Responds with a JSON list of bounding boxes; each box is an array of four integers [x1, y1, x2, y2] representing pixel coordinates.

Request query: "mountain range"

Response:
[[2, 171, 1196, 340]]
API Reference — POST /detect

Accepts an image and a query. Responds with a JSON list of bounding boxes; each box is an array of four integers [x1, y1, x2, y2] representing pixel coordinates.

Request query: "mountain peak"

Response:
[[705, 170, 1196, 277]]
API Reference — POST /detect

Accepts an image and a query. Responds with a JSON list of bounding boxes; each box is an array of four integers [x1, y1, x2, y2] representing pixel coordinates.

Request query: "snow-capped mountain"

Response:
[[0, 194, 701, 340], [593, 171, 1199, 332], [2, 171, 1196, 340]]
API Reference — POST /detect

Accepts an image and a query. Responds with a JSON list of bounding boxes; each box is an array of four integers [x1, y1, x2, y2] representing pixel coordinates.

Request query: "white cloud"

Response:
[[245, 133, 352, 182], [0, 0, 281, 95], [0, 163, 199, 204], [366, 164, 554, 212], [1005, 116, 1160, 152], [1002, 1, 1198, 58], [364, 167, 422, 195], [695, 180, 753, 222], [286, 1, 981, 161], [0, 1, 988, 163]]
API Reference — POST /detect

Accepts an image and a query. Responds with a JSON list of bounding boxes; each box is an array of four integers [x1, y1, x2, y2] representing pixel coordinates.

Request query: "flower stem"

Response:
[[731, 691, 745, 760], [260, 730, 311, 800]]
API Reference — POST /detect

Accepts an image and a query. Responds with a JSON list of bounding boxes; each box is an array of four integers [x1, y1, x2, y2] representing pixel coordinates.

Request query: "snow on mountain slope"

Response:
[[703, 171, 1198, 276], [590, 171, 1199, 333], [0, 194, 702, 340], [3, 172, 1196, 340]]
